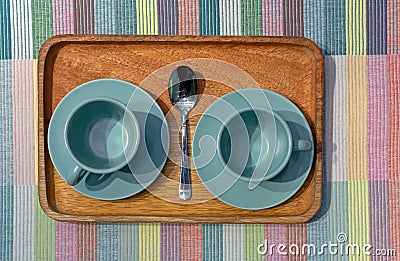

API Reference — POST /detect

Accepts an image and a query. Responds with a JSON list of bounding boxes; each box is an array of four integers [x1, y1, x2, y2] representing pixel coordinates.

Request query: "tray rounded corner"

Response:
[[296, 37, 324, 59], [38, 35, 70, 60], [37, 194, 63, 222]]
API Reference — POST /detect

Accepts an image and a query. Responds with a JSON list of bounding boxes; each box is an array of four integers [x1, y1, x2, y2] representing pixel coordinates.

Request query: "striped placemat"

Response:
[[1, 0, 399, 260]]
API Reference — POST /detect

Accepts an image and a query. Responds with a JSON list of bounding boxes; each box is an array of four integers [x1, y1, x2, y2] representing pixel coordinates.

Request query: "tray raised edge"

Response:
[[37, 35, 324, 223]]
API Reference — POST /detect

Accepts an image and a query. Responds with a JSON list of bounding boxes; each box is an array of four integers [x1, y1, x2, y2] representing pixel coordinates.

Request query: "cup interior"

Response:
[[65, 98, 139, 173], [219, 108, 292, 182]]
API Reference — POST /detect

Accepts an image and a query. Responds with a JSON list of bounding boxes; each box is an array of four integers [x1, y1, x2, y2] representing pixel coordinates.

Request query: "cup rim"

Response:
[[64, 96, 140, 174], [216, 106, 293, 182]]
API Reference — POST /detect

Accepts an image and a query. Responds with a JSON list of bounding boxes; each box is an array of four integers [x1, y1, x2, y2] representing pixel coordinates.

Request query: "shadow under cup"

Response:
[[65, 97, 140, 184], [219, 108, 292, 182]]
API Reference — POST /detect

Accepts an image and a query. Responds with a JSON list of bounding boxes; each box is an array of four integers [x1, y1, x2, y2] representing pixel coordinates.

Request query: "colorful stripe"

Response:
[[241, 0, 263, 36], [367, 56, 388, 181], [366, 0, 387, 55], [202, 224, 223, 260], [74, 0, 94, 34], [94, 0, 136, 34], [12, 60, 35, 185], [15, 187, 35, 261], [32, 0, 53, 58], [223, 224, 243, 260], [34, 189, 56, 261], [0, 61, 13, 185], [139, 223, 160, 261], [97, 223, 119, 260], [199, 0, 220, 35], [327, 182, 349, 260], [283, 0, 303, 36], [346, 0, 367, 55], [323, 57, 350, 259], [33, 60, 38, 185], [181, 224, 202, 261], [13, 186, 34, 260], [262, 0, 283, 36], [369, 180, 390, 259], [325, 0, 346, 55], [0, 0, 12, 59], [115, 1, 137, 34], [326, 56, 348, 182], [118, 223, 139, 261], [244, 224, 264, 261], [346, 56, 370, 260], [94, 0, 119, 34], [77, 223, 97, 260], [136, 0, 158, 35], [52, 0, 75, 35], [347, 56, 368, 181], [158, 0, 178, 35], [161, 224, 181, 260], [265, 224, 287, 260], [0, 186, 13, 260], [219, 0, 241, 36], [304, 1, 325, 54], [288, 224, 307, 260], [389, 180, 400, 259], [10, 0, 33, 59], [388, 56, 400, 256], [388, 56, 400, 180], [178, 0, 199, 35], [0, 52, 13, 256], [348, 181, 370, 260], [387, 0, 399, 54], [307, 175, 330, 260], [56, 222, 77, 260]]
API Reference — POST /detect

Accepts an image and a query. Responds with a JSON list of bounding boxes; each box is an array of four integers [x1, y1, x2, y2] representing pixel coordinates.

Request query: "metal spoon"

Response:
[[168, 66, 198, 200]]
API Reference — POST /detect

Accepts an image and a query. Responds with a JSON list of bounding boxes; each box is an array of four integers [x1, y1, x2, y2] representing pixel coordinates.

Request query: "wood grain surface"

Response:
[[37, 35, 324, 223]]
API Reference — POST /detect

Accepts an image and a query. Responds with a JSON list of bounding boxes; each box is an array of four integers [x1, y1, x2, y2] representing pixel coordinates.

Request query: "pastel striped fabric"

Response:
[[1, 0, 399, 260]]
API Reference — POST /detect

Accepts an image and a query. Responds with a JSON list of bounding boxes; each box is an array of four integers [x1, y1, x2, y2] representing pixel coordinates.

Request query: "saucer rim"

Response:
[[48, 78, 170, 200], [192, 88, 315, 210]]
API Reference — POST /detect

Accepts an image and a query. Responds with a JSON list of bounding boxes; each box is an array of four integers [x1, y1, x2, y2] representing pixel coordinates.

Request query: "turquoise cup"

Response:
[[64, 97, 140, 186], [218, 107, 311, 182]]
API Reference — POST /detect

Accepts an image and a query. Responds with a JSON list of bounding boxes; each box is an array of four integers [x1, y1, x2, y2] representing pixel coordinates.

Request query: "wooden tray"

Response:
[[38, 35, 323, 223]]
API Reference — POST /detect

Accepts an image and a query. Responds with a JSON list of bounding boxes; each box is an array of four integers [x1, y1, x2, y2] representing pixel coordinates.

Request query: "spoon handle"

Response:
[[179, 113, 191, 200]]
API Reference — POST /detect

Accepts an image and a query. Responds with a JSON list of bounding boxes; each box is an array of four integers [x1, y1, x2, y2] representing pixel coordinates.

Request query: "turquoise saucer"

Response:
[[192, 89, 314, 209], [48, 79, 170, 200]]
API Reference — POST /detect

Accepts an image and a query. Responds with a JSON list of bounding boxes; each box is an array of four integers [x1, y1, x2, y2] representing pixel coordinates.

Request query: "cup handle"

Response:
[[293, 139, 312, 151], [66, 166, 90, 186]]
